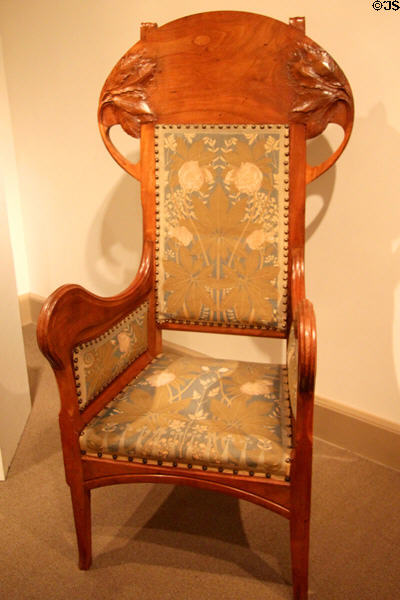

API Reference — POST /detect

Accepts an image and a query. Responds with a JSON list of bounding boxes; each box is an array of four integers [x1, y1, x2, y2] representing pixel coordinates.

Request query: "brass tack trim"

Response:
[[81, 449, 288, 480], [73, 300, 149, 411]]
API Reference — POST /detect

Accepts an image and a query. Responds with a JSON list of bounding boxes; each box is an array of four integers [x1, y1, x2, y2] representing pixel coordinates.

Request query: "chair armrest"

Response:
[[287, 298, 317, 447], [37, 242, 153, 370], [290, 247, 305, 320], [37, 241, 158, 421]]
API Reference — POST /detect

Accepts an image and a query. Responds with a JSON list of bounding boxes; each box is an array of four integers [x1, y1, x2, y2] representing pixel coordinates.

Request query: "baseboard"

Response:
[[314, 396, 400, 471], [18, 293, 44, 326]]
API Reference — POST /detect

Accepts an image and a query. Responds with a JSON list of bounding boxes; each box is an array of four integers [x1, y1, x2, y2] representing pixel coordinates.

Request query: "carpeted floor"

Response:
[[1, 324, 399, 599]]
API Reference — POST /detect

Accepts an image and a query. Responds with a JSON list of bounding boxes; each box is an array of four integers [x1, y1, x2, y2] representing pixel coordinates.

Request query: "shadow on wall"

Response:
[[86, 151, 142, 297], [331, 104, 400, 413], [302, 104, 400, 418], [375, 104, 400, 406], [305, 134, 336, 242]]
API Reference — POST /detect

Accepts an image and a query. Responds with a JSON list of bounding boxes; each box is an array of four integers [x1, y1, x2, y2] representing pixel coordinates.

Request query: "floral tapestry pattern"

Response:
[[80, 351, 292, 479], [74, 301, 148, 410], [155, 125, 289, 330]]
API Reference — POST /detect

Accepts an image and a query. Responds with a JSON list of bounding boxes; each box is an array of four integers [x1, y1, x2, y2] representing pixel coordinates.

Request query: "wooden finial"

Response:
[[141, 22, 158, 41], [289, 17, 305, 33]]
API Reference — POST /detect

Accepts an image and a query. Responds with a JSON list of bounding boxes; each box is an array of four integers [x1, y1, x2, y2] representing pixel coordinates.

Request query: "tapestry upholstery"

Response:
[[155, 124, 289, 331], [287, 322, 298, 418], [73, 301, 149, 410], [80, 350, 292, 479]]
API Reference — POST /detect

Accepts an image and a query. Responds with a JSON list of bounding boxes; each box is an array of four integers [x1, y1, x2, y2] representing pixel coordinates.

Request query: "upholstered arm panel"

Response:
[[73, 301, 149, 410]]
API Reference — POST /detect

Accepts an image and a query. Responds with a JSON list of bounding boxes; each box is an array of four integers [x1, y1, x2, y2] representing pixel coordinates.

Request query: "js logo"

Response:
[[372, 0, 400, 9]]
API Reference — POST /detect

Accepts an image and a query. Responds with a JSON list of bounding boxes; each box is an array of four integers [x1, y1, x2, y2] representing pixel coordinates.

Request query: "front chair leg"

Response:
[[289, 505, 310, 600], [70, 484, 92, 570]]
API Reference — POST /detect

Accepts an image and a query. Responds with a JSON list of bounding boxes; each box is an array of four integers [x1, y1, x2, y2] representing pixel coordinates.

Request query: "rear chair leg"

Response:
[[70, 485, 92, 569]]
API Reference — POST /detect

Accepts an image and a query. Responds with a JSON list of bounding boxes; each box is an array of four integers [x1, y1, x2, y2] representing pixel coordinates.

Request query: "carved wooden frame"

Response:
[[37, 11, 353, 600]]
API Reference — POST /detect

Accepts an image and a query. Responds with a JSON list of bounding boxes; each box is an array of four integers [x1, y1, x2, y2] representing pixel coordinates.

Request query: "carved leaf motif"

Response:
[[288, 43, 353, 136], [99, 52, 156, 137]]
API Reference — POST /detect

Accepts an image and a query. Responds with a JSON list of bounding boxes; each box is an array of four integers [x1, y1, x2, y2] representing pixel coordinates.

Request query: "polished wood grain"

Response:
[[82, 457, 290, 517], [290, 299, 316, 599], [99, 11, 353, 183], [36, 11, 353, 600]]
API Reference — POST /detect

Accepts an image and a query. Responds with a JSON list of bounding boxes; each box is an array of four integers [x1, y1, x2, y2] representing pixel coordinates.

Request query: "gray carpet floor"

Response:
[[1, 324, 399, 599]]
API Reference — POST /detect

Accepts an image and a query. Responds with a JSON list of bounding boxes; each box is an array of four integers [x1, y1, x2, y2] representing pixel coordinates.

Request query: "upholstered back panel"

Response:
[[155, 125, 289, 331]]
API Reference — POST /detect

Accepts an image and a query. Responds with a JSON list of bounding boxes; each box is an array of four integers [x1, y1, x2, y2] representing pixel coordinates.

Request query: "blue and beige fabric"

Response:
[[155, 124, 289, 331], [79, 350, 292, 479], [73, 302, 148, 410]]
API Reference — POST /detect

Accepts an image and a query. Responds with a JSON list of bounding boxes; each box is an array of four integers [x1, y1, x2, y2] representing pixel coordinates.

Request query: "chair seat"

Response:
[[80, 351, 292, 479]]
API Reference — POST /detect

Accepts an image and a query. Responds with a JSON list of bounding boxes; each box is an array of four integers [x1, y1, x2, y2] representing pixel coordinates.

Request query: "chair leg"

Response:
[[70, 484, 92, 570], [290, 506, 310, 600]]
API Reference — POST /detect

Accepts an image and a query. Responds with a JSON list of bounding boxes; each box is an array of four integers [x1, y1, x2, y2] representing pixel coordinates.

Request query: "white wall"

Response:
[[0, 36, 29, 293], [0, 36, 32, 477], [0, 177, 31, 479], [0, 1, 399, 424]]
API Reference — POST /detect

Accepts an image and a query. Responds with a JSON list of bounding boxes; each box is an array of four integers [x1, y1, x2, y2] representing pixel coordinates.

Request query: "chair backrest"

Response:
[[155, 124, 289, 332], [98, 11, 353, 339]]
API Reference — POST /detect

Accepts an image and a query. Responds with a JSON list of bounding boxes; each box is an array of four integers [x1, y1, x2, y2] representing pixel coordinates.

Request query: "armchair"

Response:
[[37, 11, 353, 600]]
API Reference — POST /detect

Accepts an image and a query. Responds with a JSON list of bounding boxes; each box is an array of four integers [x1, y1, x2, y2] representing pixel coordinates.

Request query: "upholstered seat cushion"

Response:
[[80, 351, 292, 479]]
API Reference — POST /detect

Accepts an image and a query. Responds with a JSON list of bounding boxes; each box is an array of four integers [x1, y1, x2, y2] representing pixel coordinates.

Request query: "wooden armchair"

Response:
[[37, 11, 353, 600]]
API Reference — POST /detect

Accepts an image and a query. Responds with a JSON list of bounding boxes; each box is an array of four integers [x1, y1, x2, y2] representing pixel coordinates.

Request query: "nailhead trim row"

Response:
[[81, 449, 290, 481], [73, 301, 149, 410]]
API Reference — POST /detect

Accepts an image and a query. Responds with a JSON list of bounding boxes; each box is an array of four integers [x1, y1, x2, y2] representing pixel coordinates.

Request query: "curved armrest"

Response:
[[287, 298, 317, 446], [37, 241, 158, 430], [290, 247, 305, 320], [37, 241, 153, 371]]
